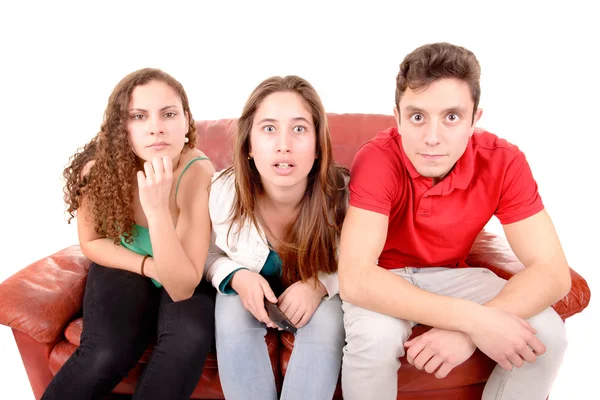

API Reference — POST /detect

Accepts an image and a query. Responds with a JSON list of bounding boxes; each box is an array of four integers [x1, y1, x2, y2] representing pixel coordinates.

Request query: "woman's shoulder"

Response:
[[207, 169, 237, 224], [80, 159, 96, 179], [209, 168, 236, 200], [174, 150, 215, 206], [177, 149, 215, 180], [179, 148, 212, 167]]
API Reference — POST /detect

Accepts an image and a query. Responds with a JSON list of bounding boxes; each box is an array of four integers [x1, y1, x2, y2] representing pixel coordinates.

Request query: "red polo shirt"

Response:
[[349, 127, 544, 270]]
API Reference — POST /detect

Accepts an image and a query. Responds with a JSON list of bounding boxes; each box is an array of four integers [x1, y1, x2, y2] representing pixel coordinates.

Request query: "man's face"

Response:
[[394, 78, 482, 184]]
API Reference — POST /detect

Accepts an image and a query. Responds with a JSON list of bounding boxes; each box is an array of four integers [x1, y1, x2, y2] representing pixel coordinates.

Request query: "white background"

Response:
[[0, 1, 597, 398]]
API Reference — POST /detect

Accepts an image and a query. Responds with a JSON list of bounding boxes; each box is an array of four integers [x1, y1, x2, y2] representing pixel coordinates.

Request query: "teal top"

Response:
[[120, 156, 209, 288], [219, 248, 283, 294]]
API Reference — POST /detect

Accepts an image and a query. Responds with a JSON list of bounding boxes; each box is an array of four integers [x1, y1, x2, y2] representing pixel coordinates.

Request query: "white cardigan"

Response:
[[204, 171, 339, 298]]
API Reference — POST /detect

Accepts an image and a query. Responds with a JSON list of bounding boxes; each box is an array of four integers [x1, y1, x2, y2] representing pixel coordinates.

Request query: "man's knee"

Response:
[[529, 307, 568, 363], [343, 302, 411, 367]]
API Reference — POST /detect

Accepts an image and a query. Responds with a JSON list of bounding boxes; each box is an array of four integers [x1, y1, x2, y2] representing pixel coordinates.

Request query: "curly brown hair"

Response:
[[63, 68, 197, 243], [219, 75, 349, 286], [395, 42, 481, 122]]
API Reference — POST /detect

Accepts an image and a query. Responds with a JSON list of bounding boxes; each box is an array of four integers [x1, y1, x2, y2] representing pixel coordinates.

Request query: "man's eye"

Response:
[[411, 114, 423, 122], [447, 114, 460, 122]]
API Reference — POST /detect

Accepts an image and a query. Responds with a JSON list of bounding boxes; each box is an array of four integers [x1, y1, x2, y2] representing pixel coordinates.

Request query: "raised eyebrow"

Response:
[[403, 105, 427, 115], [444, 107, 469, 115], [256, 118, 278, 125], [292, 117, 311, 124]]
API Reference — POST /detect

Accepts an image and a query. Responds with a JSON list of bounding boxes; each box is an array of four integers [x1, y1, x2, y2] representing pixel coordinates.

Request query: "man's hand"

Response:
[[405, 328, 476, 378], [278, 277, 327, 329], [467, 306, 546, 370], [231, 269, 278, 328]]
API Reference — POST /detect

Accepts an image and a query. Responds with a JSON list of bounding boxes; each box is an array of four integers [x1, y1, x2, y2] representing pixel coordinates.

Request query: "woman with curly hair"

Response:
[[205, 75, 348, 400], [42, 68, 216, 400]]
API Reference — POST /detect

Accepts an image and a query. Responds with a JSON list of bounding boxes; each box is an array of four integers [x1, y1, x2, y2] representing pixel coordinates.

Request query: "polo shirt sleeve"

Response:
[[349, 142, 398, 217], [495, 151, 544, 225]]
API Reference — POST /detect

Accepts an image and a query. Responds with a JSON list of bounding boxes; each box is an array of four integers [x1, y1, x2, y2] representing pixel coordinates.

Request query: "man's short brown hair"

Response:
[[395, 42, 481, 120]]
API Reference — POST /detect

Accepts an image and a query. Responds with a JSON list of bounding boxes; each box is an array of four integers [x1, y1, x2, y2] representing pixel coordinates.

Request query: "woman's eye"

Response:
[[293, 126, 306, 133], [165, 112, 176, 118], [263, 125, 276, 133], [131, 114, 145, 120]]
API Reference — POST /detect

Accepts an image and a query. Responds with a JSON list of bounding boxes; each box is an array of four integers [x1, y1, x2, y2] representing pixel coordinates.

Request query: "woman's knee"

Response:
[[77, 340, 141, 378], [297, 296, 345, 346], [158, 302, 215, 358], [215, 294, 264, 336]]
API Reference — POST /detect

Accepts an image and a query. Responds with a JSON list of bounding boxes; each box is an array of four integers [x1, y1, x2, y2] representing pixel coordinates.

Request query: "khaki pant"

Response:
[[341, 267, 567, 400]]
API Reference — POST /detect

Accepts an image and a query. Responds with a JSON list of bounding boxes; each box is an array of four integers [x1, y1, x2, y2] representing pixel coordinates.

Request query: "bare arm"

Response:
[[77, 161, 150, 274], [486, 209, 571, 318], [78, 200, 151, 273], [338, 206, 482, 332], [339, 206, 548, 370], [404, 211, 567, 374], [149, 159, 215, 301]]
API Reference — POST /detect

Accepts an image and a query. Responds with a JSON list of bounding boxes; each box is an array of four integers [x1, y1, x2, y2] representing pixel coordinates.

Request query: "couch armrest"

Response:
[[0, 245, 90, 343], [466, 231, 591, 320]]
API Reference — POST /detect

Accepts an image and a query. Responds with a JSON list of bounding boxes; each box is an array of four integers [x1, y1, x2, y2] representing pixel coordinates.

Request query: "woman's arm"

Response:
[[77, 198, 149, 274], [77, 160, 150, 275], [147, 157, 215, 301]]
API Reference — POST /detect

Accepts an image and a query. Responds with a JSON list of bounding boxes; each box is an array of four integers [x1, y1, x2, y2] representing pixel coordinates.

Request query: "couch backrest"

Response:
[[195, 113, 396, 171]]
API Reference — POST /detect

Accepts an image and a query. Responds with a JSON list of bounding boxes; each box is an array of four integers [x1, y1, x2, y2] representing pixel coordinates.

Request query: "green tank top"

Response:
[[120, 156, 209, 288]]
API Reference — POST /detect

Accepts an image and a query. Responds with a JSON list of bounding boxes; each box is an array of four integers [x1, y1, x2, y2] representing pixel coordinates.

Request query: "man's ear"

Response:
[[470, 108, 483, 135], [393, 106, 401, 129]]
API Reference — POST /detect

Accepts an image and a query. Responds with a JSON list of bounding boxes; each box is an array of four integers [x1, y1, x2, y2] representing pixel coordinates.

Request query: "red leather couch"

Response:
[[0, 114, 591, 399]]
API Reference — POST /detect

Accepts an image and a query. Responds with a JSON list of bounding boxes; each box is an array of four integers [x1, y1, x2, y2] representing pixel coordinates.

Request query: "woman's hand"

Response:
[[278, 277, 327, 329], [137, 156, 173, 217], [231, 269, 279, 328]]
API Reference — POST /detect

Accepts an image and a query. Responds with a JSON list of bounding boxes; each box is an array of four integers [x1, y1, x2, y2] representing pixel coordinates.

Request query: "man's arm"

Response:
[[486, 209, 571, 318], [339, 205, 547, 371], [404, 210, 566, 375], [338, 205, 482, 332]]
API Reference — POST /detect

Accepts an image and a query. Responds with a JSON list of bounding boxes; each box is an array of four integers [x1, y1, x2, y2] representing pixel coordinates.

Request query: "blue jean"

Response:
[[215, 292, 345, 400]]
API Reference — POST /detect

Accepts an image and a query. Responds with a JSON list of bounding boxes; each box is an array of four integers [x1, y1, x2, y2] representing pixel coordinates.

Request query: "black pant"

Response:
[[42, 263, 215, 400]]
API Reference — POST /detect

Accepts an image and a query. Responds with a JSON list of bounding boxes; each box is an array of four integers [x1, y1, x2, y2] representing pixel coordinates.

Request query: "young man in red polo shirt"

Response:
[[338, 42, 571, 400]]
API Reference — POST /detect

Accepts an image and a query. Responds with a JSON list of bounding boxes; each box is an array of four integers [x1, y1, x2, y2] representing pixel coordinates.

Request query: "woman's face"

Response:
[[249, 91, 317, 193], [126, 80, 189, 165]]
